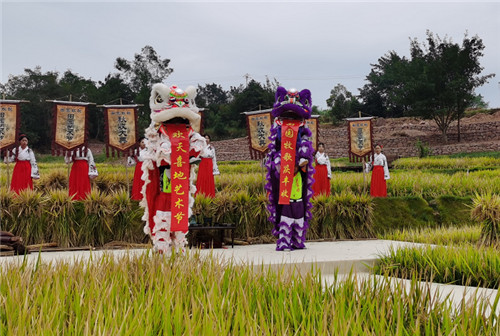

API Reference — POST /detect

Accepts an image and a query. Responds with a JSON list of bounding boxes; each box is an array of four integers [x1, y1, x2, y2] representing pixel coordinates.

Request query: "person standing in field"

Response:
[[364, 144, 390, 197], [127, 137, 147, 201], [195, 134, 220, 198], [4, 134, 40, 193], [312, 142, 331, 197], [65, 146, 98, 200]]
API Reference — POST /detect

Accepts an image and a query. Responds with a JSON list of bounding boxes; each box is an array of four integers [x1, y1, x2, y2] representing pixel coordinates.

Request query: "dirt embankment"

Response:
[[212, 110, 500, 162]]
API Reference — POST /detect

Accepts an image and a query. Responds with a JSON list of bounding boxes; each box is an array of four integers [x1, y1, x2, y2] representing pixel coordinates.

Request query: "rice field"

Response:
[[379, 225, 482, 246], [1, 252, 499, 335], [2, 153, 499, 334], [375, 244, 500, 289], [2, 163, 498, 199]]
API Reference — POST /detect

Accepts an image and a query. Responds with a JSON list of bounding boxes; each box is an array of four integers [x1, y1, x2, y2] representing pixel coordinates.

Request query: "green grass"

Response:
[[448, 151, 500, 159], [372, 197, 437, 233], [1, 253, 498, 335], [430, 196, 472, 227]]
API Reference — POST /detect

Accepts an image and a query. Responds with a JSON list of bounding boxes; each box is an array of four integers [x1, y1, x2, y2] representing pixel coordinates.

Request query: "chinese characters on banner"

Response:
[[305, 118, 318, 151], [245, 110, 320, 159], [0, 102, 20, 155], [165, 124, 190, 232], [278, 120, 300, 205], [104, 106, 138, 157], [245, 110, 272, 159], [346, 117, 374, 162], [52, 102, 88, 156]]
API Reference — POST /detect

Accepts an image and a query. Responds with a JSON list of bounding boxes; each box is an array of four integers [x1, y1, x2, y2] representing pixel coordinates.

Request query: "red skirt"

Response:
[[312, 164, 330, 197], [195, 158, 215, 198], [10, 161, 33, 194], [370, 166, 387, 197], [131, 162, 144, 201], [69, 160, 91, 201]]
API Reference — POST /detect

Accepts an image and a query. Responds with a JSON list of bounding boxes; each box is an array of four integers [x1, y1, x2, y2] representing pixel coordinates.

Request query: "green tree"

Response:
[[201, 79, 277, 139], [359, 31, 495, 142], [93, 74, 135, 141], [406, 32, 495, 141], [195, 83, 229, 136], [114, 45, 173, 130], [1, 67, 64, 151], [326, 84, 361, 123], [358, 52, 409, 118]]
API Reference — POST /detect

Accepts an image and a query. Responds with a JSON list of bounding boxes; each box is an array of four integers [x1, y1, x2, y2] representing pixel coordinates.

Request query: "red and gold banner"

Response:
[[52, 102, 88, 156], [347, 117, 373, 162], [244, 110, 272, 160], [248, 112, 272, 152], [165, 124, 190, 232], [306, 117, 318, 151], [0, 102, 20, 153], [278, 120, 300, 205], [104, 106, 138, 157]]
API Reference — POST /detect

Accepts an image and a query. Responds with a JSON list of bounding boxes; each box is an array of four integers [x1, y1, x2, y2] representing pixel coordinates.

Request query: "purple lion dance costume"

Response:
[[265, 87, 315, 251]]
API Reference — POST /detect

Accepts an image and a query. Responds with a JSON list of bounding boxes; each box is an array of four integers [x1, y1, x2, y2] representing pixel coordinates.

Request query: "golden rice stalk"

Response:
[[471, 192, 500, 247]]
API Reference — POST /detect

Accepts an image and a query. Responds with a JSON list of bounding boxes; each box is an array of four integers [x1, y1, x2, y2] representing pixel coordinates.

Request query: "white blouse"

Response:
[[64, 147, 98, 177], [127, 147, 147, 166], [365, 153, 390, 180], [315, 152, 331, 179], [6, 146, 40, 179], [201, 144, 220, 175]]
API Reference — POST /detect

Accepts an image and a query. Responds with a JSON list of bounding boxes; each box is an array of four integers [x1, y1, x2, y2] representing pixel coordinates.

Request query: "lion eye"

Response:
[[155, 94, 163, 104]]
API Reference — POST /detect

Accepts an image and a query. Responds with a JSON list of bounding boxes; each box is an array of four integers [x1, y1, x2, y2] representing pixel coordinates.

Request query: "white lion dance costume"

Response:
[[140, 84, 206, 253]]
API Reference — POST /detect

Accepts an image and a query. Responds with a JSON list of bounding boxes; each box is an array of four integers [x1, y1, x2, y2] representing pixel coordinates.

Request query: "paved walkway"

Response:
[[1, 239, 498, 317]]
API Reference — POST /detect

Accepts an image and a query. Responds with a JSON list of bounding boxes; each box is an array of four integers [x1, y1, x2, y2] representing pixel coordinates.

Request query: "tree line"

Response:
[[1, 31, 495, 152], [326, 31, 495, 142]]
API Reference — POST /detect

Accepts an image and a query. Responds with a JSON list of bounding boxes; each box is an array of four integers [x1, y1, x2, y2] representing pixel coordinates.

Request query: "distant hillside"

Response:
[[212, 110, 500, 162]]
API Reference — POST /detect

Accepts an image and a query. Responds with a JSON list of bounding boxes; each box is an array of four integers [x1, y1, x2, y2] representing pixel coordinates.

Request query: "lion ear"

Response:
[[299, 89, 312, 107], [185, 86, 197, 100], [275, 86, 287, 101]]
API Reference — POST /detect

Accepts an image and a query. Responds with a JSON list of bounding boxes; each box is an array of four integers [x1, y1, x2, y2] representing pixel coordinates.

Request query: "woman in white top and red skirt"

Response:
[[312, 143, 331, 197], [195, 134, 220, 198], [364, 144, 390, 197], [65, 146, 98, 200], [5, 134, 40, 193], [127, 137, 147, 201]]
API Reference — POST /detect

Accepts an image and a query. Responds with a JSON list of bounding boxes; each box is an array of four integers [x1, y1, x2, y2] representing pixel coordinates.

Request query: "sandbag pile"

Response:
[[0, 231, 28, 256]]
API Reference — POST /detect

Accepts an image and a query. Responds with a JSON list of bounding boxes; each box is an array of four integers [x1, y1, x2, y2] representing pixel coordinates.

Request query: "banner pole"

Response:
[[125, 160, 130, 195], [362, 157, 367, 194], [261, 156, 265, 193], [67, 159, 70, 187], [6, 160, 11, 188]]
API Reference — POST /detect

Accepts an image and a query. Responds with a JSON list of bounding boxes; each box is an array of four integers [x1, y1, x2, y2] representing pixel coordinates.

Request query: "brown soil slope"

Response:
[[213, 110, 500, 161]]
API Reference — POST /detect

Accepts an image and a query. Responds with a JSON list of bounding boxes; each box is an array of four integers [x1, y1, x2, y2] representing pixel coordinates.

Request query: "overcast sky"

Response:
[[2, 1, 499, 110]]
